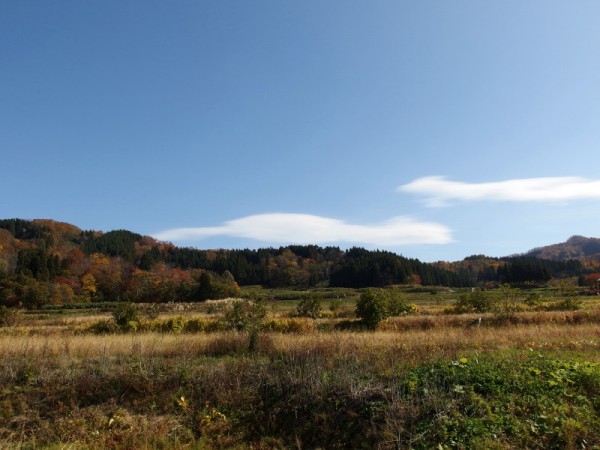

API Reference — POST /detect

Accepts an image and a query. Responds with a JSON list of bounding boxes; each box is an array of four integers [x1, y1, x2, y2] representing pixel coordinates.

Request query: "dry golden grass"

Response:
[[20, 313, 110, 327], [265, 323, 600, 366], [1, 321, 599, 365], [0, 332, 242, 358], [3, 309, 600, 449], [382, 308, 600, 330]]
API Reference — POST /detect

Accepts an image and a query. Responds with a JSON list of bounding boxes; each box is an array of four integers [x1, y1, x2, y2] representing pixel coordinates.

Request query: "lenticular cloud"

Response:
[[399, 176, 600, 207], [152, 213, 453, 246]]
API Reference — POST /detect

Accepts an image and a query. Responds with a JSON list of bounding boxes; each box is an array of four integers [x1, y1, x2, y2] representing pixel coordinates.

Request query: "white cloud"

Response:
[[152, 213, 453, 246], [399, 176, 600, 207]]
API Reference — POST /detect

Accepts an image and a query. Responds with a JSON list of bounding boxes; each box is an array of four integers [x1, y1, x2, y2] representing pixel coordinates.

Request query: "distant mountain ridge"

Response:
[[525, 236, 600, 261]]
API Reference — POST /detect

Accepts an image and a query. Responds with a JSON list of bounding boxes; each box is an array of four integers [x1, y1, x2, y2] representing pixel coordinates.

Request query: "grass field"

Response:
[[2, 286, 600, 448]]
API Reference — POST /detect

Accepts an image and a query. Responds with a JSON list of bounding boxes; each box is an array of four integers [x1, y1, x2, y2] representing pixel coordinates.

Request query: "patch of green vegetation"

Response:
[[399, 353, 600, 449], [356, 288, 417, 329], [295, 294, 323, 318], [240, 286, 357, 301]]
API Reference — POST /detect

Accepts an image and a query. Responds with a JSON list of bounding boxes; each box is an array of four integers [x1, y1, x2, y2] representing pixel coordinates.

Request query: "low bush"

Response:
[[161, 315, 187, 333], [85, 319, 119, 334], [0, 306, 22, 327], [450, 289, 498, 314], [328, 297, 343, 316], [112, 302, 140, 331], [546, 297, 583, 311], [223, 300, 267, 352], [356, 288, 417, 329], [183, 318, 228, 333], [263, 318, 315, 333], [295, 295, 322, 318]]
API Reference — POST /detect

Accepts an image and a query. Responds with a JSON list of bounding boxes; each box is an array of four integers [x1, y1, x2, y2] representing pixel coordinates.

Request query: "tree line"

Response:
[[0, 219, 593, 308]]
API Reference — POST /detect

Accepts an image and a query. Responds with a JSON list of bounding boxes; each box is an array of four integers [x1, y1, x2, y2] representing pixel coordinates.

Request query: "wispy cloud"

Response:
[[152, 213, 453, 246], [399, 176, 600, 207]]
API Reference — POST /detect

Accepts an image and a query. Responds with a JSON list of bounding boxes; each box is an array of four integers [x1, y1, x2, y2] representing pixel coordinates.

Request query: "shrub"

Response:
[[224, 300, 265, 331], [263, 318, 315, 333], [0, 306, 22, 327], [328, 297, 343, 315], [182, 318, 205, 333], [452, 289, 497, 314], [494, 284, 523, 322], [387, 291, 417, 316], [548, 296, 582, 311], [162, 316, 186, 334], [525, 292, 542, 307], [86, 319, 119, 334], [112, 302, 140, 330], [143, 303, 161, 320], [355, 289, 417, 330], [224, 300, 267, 352], [355, 289, 389, 329], [296, 295, 322, 319]]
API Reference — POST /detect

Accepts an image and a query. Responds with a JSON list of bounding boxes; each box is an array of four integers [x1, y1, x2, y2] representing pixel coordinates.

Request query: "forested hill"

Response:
[[0, 218, 596, 308], [525, 235, 600, 262]]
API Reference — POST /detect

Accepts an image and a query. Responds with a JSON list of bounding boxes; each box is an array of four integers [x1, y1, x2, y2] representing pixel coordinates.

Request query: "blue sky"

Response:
[[3, 1, 600, 262]]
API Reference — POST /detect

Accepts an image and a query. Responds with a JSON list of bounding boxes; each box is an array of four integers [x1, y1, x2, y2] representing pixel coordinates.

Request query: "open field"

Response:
[[2, 288, 600, 448], [1, 323, 600, 362]]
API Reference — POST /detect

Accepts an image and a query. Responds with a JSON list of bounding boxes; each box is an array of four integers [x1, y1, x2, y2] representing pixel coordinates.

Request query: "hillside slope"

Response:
[[526, 236, 600, 262], [1, 218, 598, 309]]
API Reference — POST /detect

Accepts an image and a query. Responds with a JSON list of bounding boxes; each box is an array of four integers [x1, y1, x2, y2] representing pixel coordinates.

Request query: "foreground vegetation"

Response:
[[1, 285, 600, 449], [2, 327, 600, 449]]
